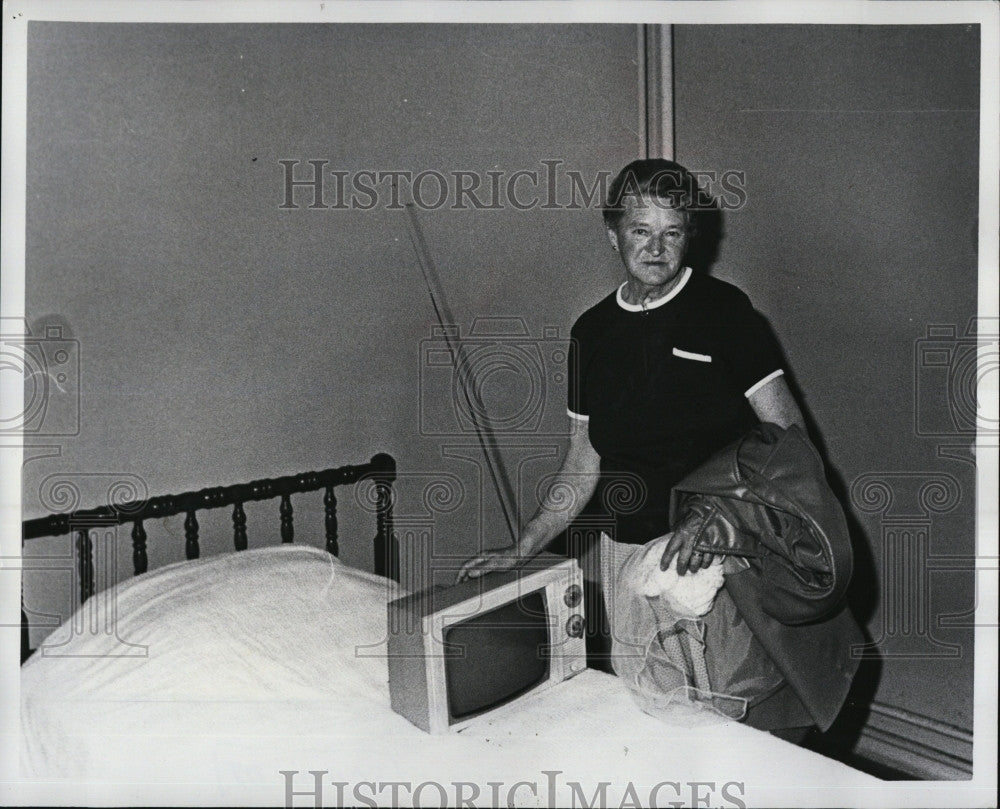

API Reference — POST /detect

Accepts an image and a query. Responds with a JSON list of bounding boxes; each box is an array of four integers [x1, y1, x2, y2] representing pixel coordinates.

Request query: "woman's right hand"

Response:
[[456, 545, 526, 582]]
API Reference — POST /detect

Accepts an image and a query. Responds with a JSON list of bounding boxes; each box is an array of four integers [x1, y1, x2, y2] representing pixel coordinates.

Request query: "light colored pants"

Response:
[[599, 534, 749, 724]]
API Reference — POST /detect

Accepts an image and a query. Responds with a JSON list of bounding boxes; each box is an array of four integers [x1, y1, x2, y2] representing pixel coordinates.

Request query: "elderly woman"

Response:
[[458, 160, 861, 737], [459, 159, 805, 579]]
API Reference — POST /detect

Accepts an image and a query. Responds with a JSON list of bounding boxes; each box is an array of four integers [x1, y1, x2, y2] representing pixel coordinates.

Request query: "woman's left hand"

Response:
[[658, 528, 716, 575]]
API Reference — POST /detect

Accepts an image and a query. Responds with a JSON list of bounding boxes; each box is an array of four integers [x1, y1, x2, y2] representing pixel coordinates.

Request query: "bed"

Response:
[[18, 455, 881, 806]]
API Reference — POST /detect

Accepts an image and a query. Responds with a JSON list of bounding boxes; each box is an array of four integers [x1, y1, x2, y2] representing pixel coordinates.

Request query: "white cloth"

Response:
[[634, 534, 726, 619]]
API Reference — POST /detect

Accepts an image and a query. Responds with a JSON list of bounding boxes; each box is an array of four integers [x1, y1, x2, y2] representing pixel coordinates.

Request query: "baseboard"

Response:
[[820, 701, 973, 780]]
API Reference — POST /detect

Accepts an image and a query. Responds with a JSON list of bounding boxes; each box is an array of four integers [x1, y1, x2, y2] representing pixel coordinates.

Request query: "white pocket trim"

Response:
[[672, 347, 713, 363]]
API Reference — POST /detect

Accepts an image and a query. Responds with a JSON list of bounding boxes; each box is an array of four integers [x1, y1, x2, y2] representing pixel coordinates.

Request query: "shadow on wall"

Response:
[[683, 182, 724, 276], [783, 372, 884, 763]]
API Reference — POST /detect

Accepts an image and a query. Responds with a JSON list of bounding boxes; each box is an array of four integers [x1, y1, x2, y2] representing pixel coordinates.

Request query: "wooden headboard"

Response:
[[21, 453, 397, 662]]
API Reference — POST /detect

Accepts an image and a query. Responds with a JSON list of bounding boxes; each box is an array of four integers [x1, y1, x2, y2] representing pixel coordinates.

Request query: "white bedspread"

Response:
[[19, 546, 880, 806]]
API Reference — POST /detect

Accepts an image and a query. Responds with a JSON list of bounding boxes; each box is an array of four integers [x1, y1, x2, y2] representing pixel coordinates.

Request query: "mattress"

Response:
[[18, 545, 881, 805]]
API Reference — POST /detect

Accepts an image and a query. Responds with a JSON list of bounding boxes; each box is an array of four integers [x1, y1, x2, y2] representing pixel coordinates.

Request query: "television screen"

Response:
[[443, 590, 550, 721]]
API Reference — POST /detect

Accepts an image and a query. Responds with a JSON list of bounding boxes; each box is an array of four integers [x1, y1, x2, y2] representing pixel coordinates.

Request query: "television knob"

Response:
[[563, 584, 582, 608], [566, 614, 585, 638]]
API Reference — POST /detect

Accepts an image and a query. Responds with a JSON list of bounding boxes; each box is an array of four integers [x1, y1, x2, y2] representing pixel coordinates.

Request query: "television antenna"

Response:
[[403, 203, 519, 546]]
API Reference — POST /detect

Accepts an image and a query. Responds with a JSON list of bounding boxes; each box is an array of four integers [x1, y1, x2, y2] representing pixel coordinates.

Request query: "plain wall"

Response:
[[673, 24, 979, 734], [23, 22, 639, 639]]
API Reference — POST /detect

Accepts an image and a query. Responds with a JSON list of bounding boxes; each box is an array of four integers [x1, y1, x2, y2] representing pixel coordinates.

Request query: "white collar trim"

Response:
[[616, 267, 693, 312]]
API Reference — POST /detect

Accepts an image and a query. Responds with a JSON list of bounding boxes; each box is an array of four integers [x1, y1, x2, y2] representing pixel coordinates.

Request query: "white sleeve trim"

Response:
[[744, 369, 785, 399], [567, 409, 590, 422]]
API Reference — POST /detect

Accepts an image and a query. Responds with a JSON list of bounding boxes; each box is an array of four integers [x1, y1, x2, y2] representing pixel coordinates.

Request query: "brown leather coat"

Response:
[[669, 422, 863, 731]]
